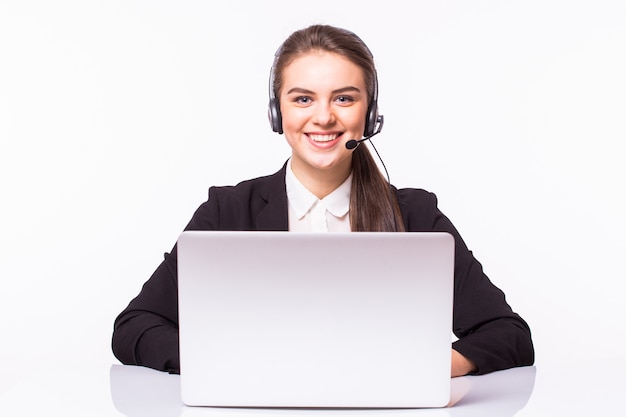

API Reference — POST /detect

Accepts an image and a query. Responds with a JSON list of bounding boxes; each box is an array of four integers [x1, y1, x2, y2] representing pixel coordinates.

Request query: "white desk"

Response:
[[110, 364, 534, 417], [0, 359, 623, 416]]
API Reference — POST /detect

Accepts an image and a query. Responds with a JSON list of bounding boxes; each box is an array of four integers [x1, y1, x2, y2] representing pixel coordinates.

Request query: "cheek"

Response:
[[339, 107, 367, 131], [280, 110, 301, 146], [280, 107, 307, 132]]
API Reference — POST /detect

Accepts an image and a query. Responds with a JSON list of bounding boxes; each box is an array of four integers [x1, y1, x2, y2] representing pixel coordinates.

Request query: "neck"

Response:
[[290, 160, 352, 199]]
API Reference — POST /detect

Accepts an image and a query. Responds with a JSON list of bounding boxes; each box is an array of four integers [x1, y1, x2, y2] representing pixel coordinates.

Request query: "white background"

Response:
[[1, 0, 625, 399]]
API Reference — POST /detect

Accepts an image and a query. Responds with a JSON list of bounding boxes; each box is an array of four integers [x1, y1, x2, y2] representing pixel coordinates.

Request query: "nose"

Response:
[[313, 102, 336, 126]]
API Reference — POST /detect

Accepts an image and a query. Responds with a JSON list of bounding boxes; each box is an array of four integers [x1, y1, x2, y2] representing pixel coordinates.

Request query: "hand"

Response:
[[451, 349, 477, 377]]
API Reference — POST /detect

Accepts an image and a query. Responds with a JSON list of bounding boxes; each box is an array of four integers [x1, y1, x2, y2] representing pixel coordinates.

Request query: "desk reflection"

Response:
[[110, 365, 535, 417]]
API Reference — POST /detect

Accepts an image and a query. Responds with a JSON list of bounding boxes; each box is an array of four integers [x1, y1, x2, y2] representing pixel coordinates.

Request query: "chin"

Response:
[[308, 156, 351, 172]]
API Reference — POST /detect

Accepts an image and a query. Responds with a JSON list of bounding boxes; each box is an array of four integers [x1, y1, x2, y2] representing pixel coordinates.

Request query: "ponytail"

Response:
[[350, 146, 405, 232]]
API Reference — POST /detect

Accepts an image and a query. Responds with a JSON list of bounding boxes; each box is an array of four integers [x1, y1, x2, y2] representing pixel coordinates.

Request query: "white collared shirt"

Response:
[[285, 159, 352, 232]]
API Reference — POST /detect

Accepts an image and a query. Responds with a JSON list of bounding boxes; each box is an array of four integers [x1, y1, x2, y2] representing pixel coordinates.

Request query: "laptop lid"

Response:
[[177, 231, 454, 408]]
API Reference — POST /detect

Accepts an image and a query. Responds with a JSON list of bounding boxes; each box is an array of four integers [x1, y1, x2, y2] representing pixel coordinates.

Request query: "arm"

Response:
[[112, 251, 181, 373], [111, 175, 285, 373], [398, 189, 535, 375], [448, 237, 534, 375], [111, 193, 224, 373]]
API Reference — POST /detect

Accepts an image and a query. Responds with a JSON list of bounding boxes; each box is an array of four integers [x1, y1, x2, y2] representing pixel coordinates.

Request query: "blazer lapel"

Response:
[[255, 162, 289, 231]]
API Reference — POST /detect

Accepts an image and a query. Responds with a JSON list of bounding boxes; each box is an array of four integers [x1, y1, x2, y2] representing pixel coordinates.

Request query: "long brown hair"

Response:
[[272, 25, 405, 232]]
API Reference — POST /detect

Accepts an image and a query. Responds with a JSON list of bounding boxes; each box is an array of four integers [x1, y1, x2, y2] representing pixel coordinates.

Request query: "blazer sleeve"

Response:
[[111, 192, 223, 373], [112, 166, 287, 373], [397, 188, 535, 375]]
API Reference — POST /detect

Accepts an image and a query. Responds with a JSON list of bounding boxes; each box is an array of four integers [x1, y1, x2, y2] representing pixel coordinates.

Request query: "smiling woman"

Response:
[[112, 24, 534, 378], [268, 25, 401, 232]]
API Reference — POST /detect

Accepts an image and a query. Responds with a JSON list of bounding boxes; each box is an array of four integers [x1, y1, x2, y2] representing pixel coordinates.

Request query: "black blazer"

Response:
[[112, 164, 534, 375]]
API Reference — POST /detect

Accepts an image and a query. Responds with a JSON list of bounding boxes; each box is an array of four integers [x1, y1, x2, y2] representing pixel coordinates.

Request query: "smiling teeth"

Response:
[[309, 134, 338, 142]]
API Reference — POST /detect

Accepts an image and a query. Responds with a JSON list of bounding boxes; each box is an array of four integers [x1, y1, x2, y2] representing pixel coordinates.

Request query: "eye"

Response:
[[335, 95, 355, 105], [294, 96, 312, 105]]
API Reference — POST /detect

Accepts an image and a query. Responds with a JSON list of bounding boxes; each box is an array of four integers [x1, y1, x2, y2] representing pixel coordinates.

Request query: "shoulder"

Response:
[[394, 186, 439, 209], [184, 162, 288, 231], [393, 186, 444, 231]]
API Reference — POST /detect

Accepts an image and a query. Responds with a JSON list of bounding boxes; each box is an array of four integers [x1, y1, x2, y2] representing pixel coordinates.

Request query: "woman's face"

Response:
[[279, 51, 368, 183]]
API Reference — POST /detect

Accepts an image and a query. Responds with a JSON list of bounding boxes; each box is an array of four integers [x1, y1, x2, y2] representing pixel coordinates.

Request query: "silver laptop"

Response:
[[177, 231, 454, 408]]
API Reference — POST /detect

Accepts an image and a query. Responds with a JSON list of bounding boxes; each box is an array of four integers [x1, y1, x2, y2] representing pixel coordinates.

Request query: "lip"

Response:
[[305, 132, 344, 149]]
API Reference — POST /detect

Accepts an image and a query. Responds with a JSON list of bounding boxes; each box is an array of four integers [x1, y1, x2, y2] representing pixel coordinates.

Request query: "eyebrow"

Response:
[[285, 86, 362, 95]]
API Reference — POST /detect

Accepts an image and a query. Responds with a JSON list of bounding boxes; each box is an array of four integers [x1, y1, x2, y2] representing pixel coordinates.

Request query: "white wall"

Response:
[[1, 0, 624, 387]]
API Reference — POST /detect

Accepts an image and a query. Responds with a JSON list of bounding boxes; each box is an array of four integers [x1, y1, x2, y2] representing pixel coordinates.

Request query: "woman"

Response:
[[112, 24, 534, 377]]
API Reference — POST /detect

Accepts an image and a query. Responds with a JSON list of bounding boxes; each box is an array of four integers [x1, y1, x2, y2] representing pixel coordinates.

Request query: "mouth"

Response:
[[307, 132, 343, 143]]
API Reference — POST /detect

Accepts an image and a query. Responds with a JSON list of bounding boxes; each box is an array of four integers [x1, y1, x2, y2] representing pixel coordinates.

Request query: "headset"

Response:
[[267, 37, 383, 138]]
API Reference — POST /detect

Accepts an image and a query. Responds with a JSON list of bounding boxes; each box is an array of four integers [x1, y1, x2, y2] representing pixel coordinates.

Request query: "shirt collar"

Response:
[[285, 159, 352, 219]]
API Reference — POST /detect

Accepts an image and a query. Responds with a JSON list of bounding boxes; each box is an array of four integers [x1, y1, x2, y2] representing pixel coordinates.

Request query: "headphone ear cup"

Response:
[[268, 98, 283, 134], [363, 103, 378, 137]]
